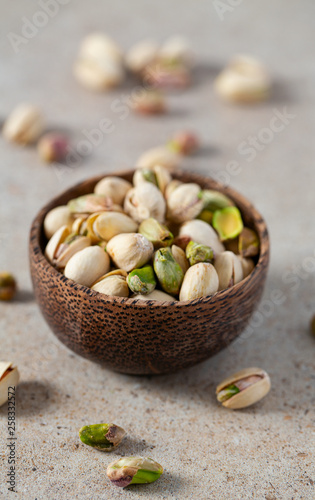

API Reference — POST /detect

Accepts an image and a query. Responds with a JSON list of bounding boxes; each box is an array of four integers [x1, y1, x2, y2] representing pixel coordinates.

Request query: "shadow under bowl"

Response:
[[29, 169, 269, 375]]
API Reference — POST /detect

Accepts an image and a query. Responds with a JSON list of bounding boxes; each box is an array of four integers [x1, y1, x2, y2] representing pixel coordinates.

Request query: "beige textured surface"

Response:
[[1, 1, 315, 499]]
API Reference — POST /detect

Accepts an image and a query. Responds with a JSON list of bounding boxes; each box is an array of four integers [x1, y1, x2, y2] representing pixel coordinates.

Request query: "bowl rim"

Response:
[[29, 168, 269, 308]]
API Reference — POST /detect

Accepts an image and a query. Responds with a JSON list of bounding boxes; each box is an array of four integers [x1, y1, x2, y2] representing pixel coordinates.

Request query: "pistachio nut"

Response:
[[94, 176, 132, 205], [216, 367, 271, 409], [79, 423, 126, 451], [124, 183, 166, 223], [311, 315, 315, 337], [179, 262, 219, 301], [72, 215, 88, 236], [91, 270, 129, 297], [45, 225, 71, 263], [125, 39, 159, 74], [144, 60, 190, 89], [106, 233, 154, 272], [179, 220, 225, 254], [238, 227, 260, 257], [164, 179, 182, 200], [173, 235, 191, 251], [107, 456, 163, 488], [83, 212, 103, 244], [3, 103, 44, 145], [78, 33, 123, 63], [153, 247, 184, 296], [132, 290, 177, 302], [54, 233, 91, 268], [159, 35, 193, 67], [132, 90, 166, 115], [44, 206, 75, 240], [212, 206, 244, 241], [214, 251, 243, 291], [68, 194, 117, 214], [37, 133, 69, 163], [0, 362, 20, 407], [93, 212, 138, 241], [238, 256, 255, 279], [168, 130, 199, 156], [139, 218, 173, 248], [171, 244, 189, 274], [64, 245, 110, 287], [167, 183, 203, 223], [153, 165, 172, 194], [186, 240, 214, 266], [214, 55, 271, 103], [0, 272, 17, 301], [200, 190, 234, 212], [133, 168, 157, 188], [136, 146, 181, 170], [127, 265, 156, 295]]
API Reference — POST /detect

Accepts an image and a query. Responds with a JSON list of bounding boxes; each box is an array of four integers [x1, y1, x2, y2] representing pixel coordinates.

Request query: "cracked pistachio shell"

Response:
[[238, 256, 255, 278], [164, 179, 182, 200], [133, 168, 157, 187], [167, 183, 203, 223], [214, 55, 271, 103], [91, 270, 129, 297], [45, 225, 71, 263], [94, 176, 132, 205], [106, 233, 154, 272], [171, 245, 189, 274], [3, 103, 44, 144], [186, 240, 214, 266], [127, 265, 156, 294], [212, 206, 244, 241], [93, 212, 138, 241], [44, 206, 75, 240], [64, 246, 110, 287], [153, 165, 172, 194], [107, 456, 163, 488], [54, 234, 91, 268], [153, 247, 184, 296], [179, 220, 225, 254], [132, 290, 176, 302], [139, 218, 173, 248], [79, 423, 126, 451], [216, 367, 271, 409], [84, 212, 102, 244], [179, 262, 219, 301], [0, 362, 20, 407], [136, 146, 181, 170], [124, 183, 166, 223], [200, 190, 234, 212], [214, 251, 243, 291], [125, 39, 159, 74], [68, 194, 118, 214], [0, 273, 17, 301], [238, 227, 260, 257]]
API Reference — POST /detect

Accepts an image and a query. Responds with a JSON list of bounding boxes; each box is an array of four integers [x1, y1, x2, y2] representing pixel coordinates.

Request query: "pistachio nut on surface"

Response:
[[139, 218, 173, 248], [127, 265, 156, 295], [106, 233, 154, 272], [0, 272, 17, 301], [212, 206, 244, 241], [94, 176, 132, 205], [179, 220, 225, 254], [168, 130, 199, 156], [179, 262, 219, 301], [37, 133, 69, 163], [216, 367, 271, 409], [107, 456, 163, 488], [214, 251, 243, 290], [125, 39, 159, 74], [79, 423, 126, 451], [186, 240, 214, 266], [3, 103, 44, 145], [0, 362, 20, 407], [153, 247, 184, 296], [136, 146, 181, 170], [64, 246, 110, 287]]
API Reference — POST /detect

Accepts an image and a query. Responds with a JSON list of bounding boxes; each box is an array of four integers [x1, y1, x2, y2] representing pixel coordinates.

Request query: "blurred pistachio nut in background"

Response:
[[3, 103, 44, 145], [167, 183, 203, 223], [107, 456, 163, 488], [0, 272, 17, 301], [79, 423, 126, 451]]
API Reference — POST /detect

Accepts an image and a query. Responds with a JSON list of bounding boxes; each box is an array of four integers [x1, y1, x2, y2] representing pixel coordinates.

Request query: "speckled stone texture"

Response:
[[0, 1, 315, 499]]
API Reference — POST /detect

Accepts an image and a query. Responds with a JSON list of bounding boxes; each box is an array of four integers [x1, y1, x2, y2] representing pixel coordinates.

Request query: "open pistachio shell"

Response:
[[125, 39, 159, 74], [91, 272, 129, 297], [238, 227, 260, 257], [93, 212, 138, 241], [171, 245, 189, 274], [133, 168, 157, 187], [164, 179, 182, 200], [68, 194, 116, 214], [214, 251, 243, 291], [106, 233, 154, 272], [0, 362, 20, 407], [153, 165, 172, 194], [167, 183, 203, 223], [94, 176, 132, 205], [139, 218, 173, 248], [54, 234, 91, 268], [200, 190, 234, 212], [216, 367, 271, 409], [153, 247, 184, 296], [107, 456, 163, 488], [179, 220, 225, 254], [186, 241, 214, 266], [45, 225, 71, 263], [136, 146, 181, 170], [79, 423, 126, 451], [132, 290, 177, 302], [64, 246, 110, 287], [179, 262, 219, 301], [72, 215, 88, 236], [238, 256, 255, 278], [212, 206, 243, 241], [44, 206, 75, 240], [3, 103, 44, 145], [127, 265, 156, 294], [124, 183, 166, 223]]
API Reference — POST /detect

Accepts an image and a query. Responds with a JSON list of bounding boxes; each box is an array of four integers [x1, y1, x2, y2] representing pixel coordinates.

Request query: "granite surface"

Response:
[[0, 1, 315, 499]]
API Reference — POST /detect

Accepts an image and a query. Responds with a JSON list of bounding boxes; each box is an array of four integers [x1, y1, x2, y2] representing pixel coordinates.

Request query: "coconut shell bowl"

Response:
[[29, 170, 269, 375]]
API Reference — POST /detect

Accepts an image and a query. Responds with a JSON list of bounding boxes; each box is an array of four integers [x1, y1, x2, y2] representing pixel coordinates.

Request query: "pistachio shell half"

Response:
[[216, 367, 271, 409], [179, 220, 225, 254], [171, 245, 189, 274], [93, 212, 138, 241], [153, 165, 172, 194], [139, 218, 173, 248], [133, 168, 157, 187], [45, 225, 71, 263], [94, 176, 132, 205], [212, 206, 243, 241], [54, 234, 91, 268], [214, 251, 243, 291], [179, 262, 219, 301], [124, 183, 166, 223], [106, 233, 154, 272], [0, 362, 20, 407], [64, 246, 110, 287]]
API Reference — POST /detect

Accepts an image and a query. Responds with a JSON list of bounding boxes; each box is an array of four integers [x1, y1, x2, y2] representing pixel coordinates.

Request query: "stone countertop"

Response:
[[0, 1, 314, 499]]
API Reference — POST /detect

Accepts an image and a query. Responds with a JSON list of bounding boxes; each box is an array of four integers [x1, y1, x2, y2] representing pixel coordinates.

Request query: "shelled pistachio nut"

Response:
[[214, 251, 243, 291], [136, 146, 181, 170], [37, 132, 69, 163], [216, 367, 271, 409], [3, 103, 44, 145], [212, 206, 243, 241], [200, 190, 234, 212], [171, 245, 189, 274], [124, 183, 166, 223], [93, 212, 138, 241], [106, 233, 154, 272], [153, 247, 184, 296], [127, 265, 156, 294], [132, 90, 166, 115], [214, 55, 271, 103], [68, 194, 119, 214], [238, 256, 255, 279], [45, 225, 71, 263], [168, 130, 199, 156], [107, 456, 163, 488], [94, 176, 132, 205], [64, 245, 110, 287], [167, 183, 203, 223], [186, 240, 214, 266], [139, 218, 173, 248], [54, 233, 91, 268], [238, 227, 259, 257], [125, 39, 159, 74], [133, 168, 157, 187], [179, 262, 219, 301], [91, 270, 129, 297], [179, 220, 225, 254], [44, 206, 75, 240], [132, 290, 177, 302], [79, 423, 126, 451], [0, 362, 20, 407], [0, 272, 17, 301]]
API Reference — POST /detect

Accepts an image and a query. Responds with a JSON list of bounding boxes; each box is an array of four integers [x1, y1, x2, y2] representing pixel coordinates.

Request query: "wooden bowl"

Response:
[[29, 170, 269, 375]]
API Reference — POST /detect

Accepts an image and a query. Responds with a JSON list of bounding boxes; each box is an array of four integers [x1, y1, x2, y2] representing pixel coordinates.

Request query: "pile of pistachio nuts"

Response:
[[44, 168, 259, 302]]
